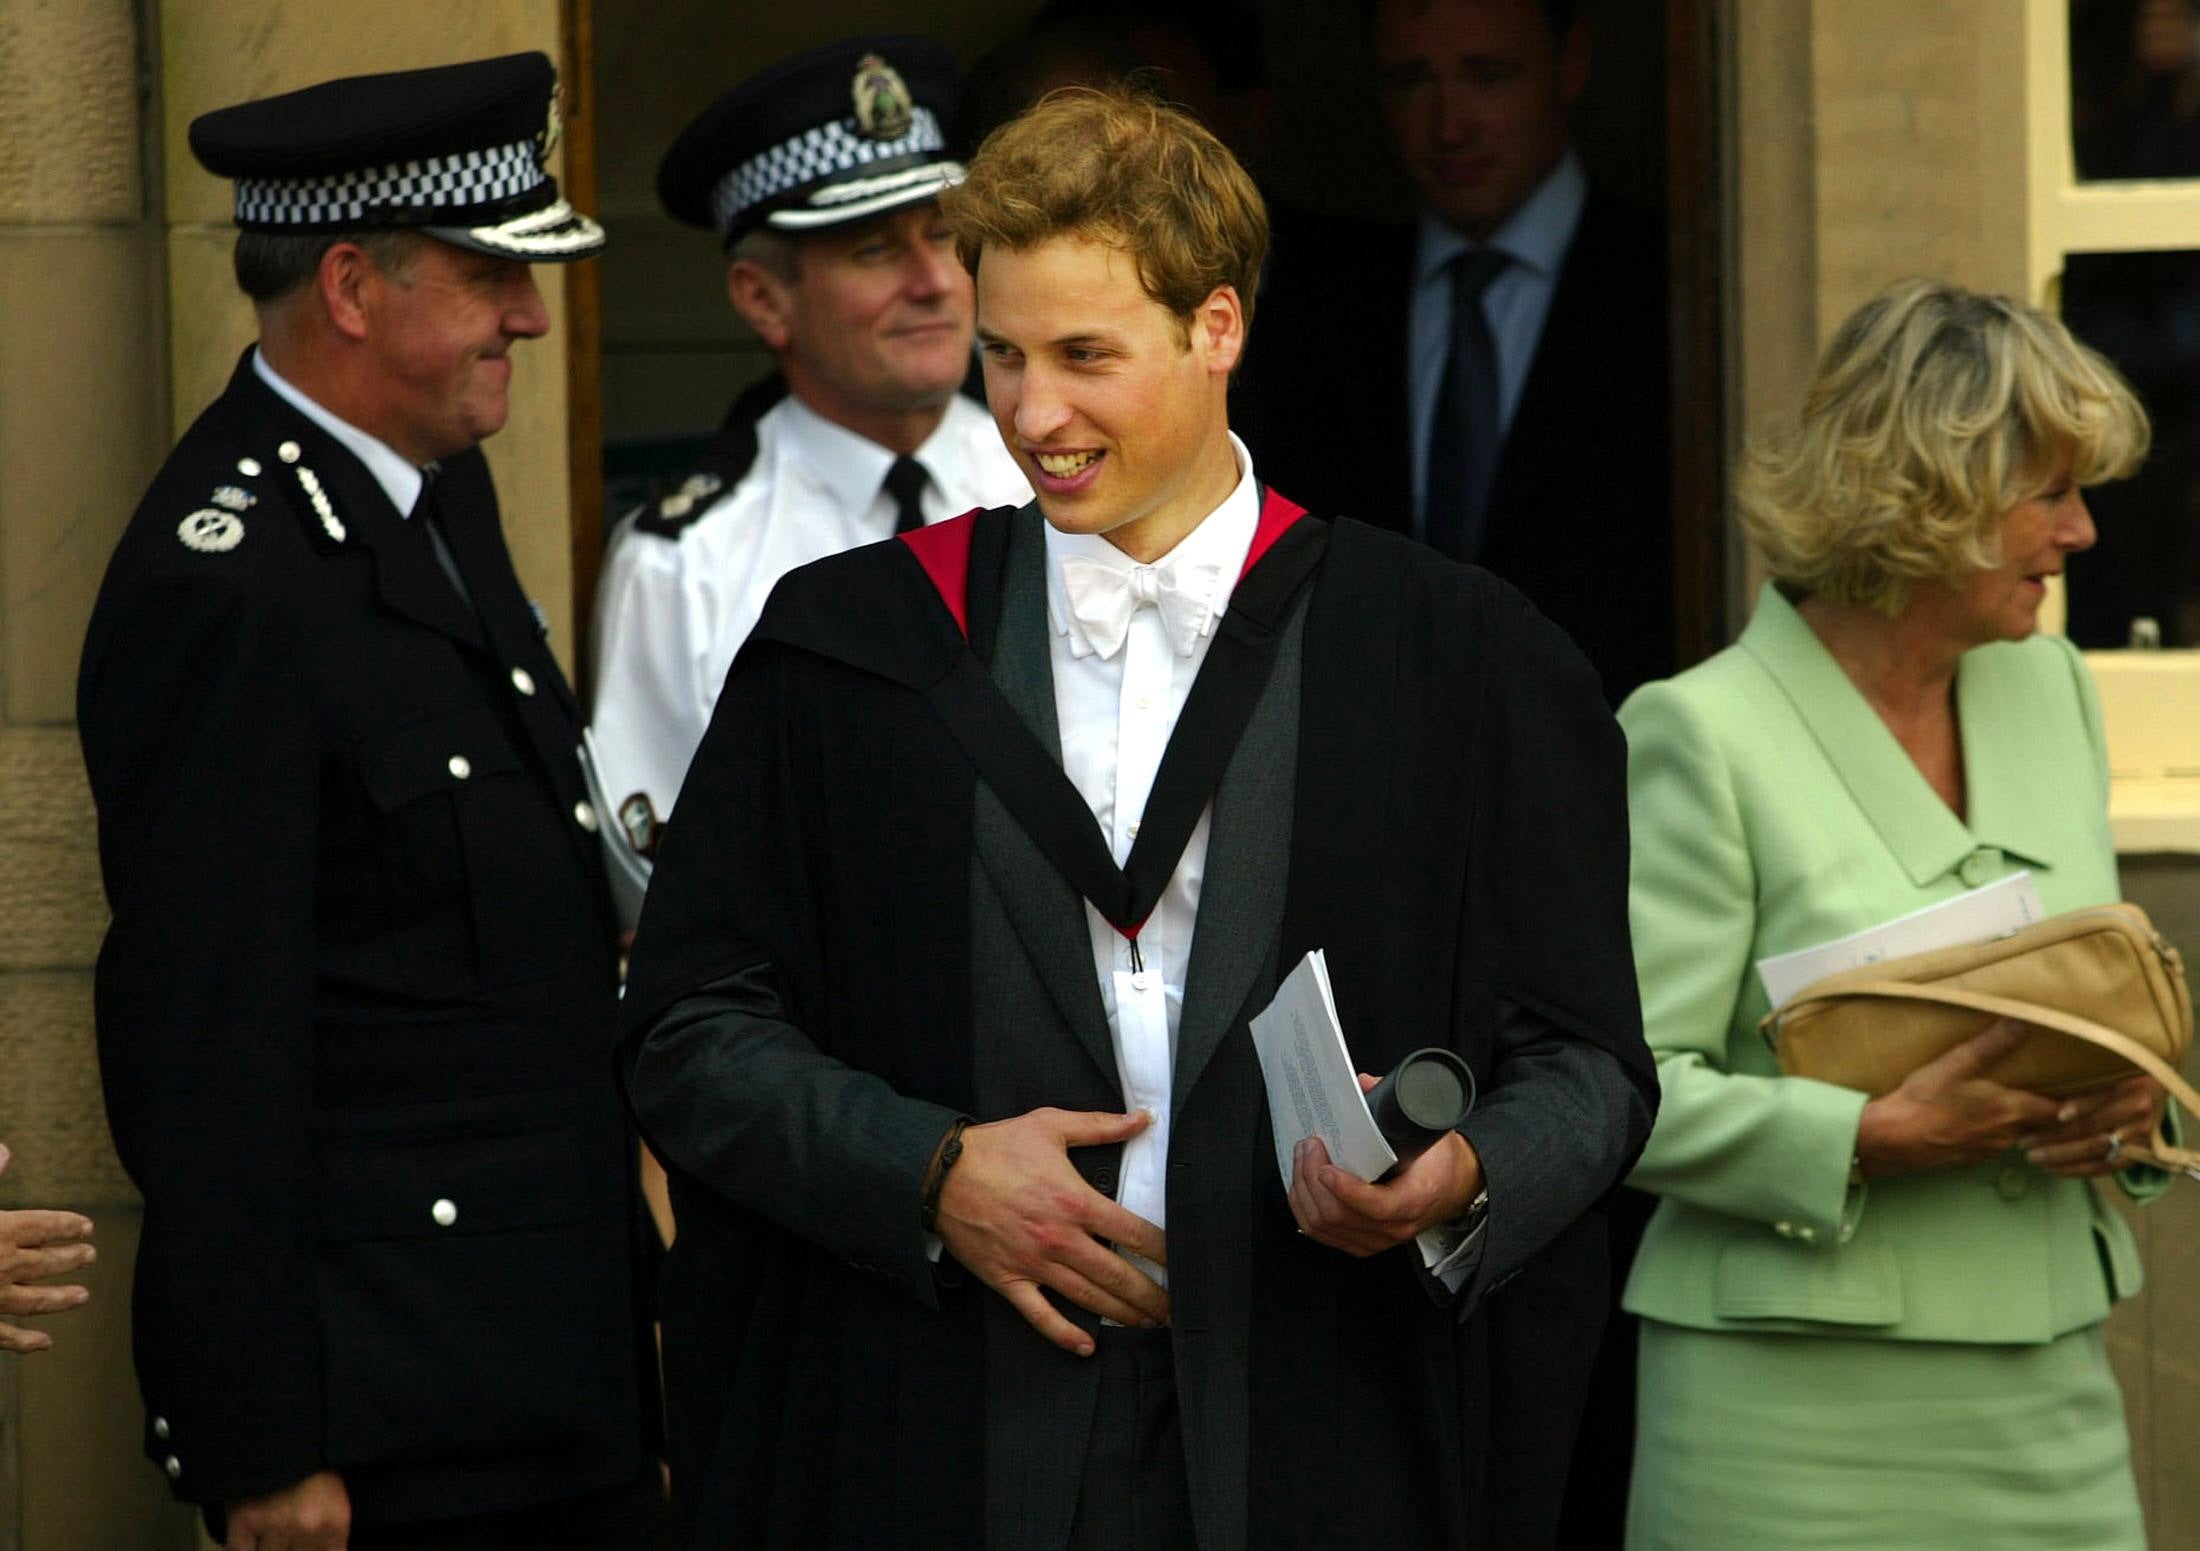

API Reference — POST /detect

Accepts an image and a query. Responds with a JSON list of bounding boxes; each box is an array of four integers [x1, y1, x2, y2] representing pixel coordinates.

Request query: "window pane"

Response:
[[2062, 249, 2200, 646], [2071, 0, 2200, 180]]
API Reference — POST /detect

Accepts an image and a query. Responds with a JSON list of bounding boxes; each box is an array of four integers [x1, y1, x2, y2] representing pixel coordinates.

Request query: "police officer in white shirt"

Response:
[[590, 36, 1031, 830]]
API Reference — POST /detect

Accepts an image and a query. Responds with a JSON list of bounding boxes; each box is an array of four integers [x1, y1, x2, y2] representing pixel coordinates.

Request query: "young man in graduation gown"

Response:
[[622, 85, 1655, 1551]]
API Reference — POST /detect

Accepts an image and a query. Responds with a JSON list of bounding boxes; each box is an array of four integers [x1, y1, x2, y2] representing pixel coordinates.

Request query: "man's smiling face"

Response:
[[975, 234, 1242, 563]]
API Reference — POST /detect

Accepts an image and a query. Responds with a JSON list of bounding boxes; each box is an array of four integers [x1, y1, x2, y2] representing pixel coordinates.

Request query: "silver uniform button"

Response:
[[236, 457, 262, 477], [152, 1416, 170, 1441], [163, 1455, 182, 1479], [448, 755, 472, 780], [431, 1198, 458, 1227], [510, 666, 536, 697], [574, 801, 599, 832], [278, 440, 302, 464]]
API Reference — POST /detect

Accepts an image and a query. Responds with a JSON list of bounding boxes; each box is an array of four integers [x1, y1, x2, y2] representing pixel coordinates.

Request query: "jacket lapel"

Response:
[[972, 514, 1119, 1090], [1953, 643, 2072, 873], [1739, 584, 1977, 886], [1480, 197, 1601, 557], [226, 359, 487, 653], [1174, 597, 1306, 1105]]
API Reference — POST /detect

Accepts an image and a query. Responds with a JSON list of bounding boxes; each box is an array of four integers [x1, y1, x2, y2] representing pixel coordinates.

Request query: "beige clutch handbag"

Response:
[[1759, 903, 2200, 1176]]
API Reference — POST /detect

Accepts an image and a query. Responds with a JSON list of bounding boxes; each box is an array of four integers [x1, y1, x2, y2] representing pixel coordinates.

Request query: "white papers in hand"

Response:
[[579, 727, 653, 934], [1249, 949, 1398, 1188], [1755, 870, 2046, 1007]]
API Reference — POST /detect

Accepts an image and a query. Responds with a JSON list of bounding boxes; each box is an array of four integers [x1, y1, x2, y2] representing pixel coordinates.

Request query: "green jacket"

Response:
[[1619, 584, 2163, 1343]]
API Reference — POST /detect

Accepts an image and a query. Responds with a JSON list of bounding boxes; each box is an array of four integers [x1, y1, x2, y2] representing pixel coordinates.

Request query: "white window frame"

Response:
[[2026, 0, 2200, 850]]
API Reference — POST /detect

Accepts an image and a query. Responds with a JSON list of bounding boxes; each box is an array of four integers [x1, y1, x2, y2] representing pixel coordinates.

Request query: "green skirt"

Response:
[[1627, 1321, 2145, 1551]]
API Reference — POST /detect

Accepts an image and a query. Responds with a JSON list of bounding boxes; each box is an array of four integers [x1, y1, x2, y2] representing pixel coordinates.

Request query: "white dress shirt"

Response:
[[1044, 435, 1262, 1284], [1045, 434, 1483, 1295], [252, 348, 424, 517], [589, 391, 1030, 818], [1406, 151, 1588, 532]]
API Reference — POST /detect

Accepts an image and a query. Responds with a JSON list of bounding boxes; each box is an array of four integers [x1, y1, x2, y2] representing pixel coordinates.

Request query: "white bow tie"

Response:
[[1058, 554, 1226, 660]]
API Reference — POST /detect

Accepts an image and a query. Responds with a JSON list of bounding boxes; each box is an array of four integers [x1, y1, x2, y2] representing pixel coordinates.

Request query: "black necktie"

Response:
[[883, 456, 930, 535], [1423, 247, 1511, 561], [410, 471, 475, 607]]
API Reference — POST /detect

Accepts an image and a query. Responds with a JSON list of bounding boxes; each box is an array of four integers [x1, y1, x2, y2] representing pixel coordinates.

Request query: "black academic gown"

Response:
[[78, 352, 654, 1526], [621, 499, 1655, 1550]]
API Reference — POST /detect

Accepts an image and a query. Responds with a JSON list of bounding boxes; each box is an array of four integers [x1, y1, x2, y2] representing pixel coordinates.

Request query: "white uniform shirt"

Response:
[[1045, 435, 1483, 1294], [589, 391, 1029, 818]]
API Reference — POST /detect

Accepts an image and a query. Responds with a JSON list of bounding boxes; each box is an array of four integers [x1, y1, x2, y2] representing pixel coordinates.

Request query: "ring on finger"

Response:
[[2103, 1132, 2125, 1164]]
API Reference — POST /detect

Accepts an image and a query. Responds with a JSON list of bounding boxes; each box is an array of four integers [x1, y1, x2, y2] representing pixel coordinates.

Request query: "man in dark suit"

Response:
[[622, 84, 1653, 1550], [78, 55, 656, 1551], [1240, 0, 1673, 706]]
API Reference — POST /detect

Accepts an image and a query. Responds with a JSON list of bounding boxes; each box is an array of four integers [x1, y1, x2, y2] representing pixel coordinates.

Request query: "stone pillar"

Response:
[[0, 4, 578, 1547], [0, 0, 188, 1546]]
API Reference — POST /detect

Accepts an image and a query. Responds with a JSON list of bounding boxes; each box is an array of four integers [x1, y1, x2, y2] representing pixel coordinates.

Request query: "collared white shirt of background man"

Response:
[[254, 347, 424, 516], [1406, 150, 1587, 531], [589, 391, 1029, 819], [1044, 434, 1479, 1293]]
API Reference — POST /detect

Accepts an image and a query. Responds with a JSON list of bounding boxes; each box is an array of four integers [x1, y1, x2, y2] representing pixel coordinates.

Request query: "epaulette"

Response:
[[634, 370, 788, 539]]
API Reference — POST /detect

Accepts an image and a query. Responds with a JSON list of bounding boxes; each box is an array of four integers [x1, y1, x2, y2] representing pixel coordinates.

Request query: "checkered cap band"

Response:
[[234, 138, 544, 227], [708, 106, 946, 238]]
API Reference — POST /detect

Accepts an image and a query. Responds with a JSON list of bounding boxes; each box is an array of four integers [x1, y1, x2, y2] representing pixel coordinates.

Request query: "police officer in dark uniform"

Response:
[[78, 54, 656, 1551]]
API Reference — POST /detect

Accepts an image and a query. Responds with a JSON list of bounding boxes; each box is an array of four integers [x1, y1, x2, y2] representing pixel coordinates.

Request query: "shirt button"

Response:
[[510, 666, 536, 696], [574, 801, 599, 832], [152, 1416, 170, 1441], [1995, 1166, 2029, 1201], [1136, 693, 1154, 710], [1127, 820, 1142, 839], [1132, 970, 1154, 992], [164, 1455, 182, 1480], [431, 1198, 458, 1227], [1958, 849, 1997, 888], [447, 755, 472, 780]]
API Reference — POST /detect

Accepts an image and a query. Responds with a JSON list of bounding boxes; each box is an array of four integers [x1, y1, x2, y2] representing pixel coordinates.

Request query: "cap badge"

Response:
[[851, 54, 914, 141], [537, 84, 564, 165], [179, 509, 246, 554]]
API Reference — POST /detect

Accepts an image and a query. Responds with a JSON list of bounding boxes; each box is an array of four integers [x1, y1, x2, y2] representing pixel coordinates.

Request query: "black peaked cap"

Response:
[[187, 52, 603, 260], [191, 53, 553, 182], [658, 35, 962, 240]]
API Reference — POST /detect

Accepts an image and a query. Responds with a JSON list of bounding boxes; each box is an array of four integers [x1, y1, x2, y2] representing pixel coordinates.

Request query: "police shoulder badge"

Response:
[[178, 508, 245, 553], [851, 53, 913, 141]]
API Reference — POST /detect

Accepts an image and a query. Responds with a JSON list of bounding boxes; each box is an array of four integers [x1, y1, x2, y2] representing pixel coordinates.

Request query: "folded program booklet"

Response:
[[1754, 870, 2045, 1008], [1249, 949, 1398, 1188]]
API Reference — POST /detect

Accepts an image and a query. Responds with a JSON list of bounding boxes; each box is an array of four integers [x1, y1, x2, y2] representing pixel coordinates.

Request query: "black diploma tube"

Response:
[[1367, 1048, 1476, 1166]]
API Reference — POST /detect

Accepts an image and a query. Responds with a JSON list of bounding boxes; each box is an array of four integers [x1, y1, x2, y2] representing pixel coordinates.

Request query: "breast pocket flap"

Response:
[[355, 708, 523, 812]]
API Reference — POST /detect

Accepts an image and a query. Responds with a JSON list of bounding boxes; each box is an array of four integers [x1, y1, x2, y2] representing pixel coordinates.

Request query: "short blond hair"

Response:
[[1740, 277, 2149, 614], [939, 85, 1268, 339]]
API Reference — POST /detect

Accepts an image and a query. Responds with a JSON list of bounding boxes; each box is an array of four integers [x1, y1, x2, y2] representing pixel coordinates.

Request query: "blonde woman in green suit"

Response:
[[1621, 278, 2169, 1550]]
